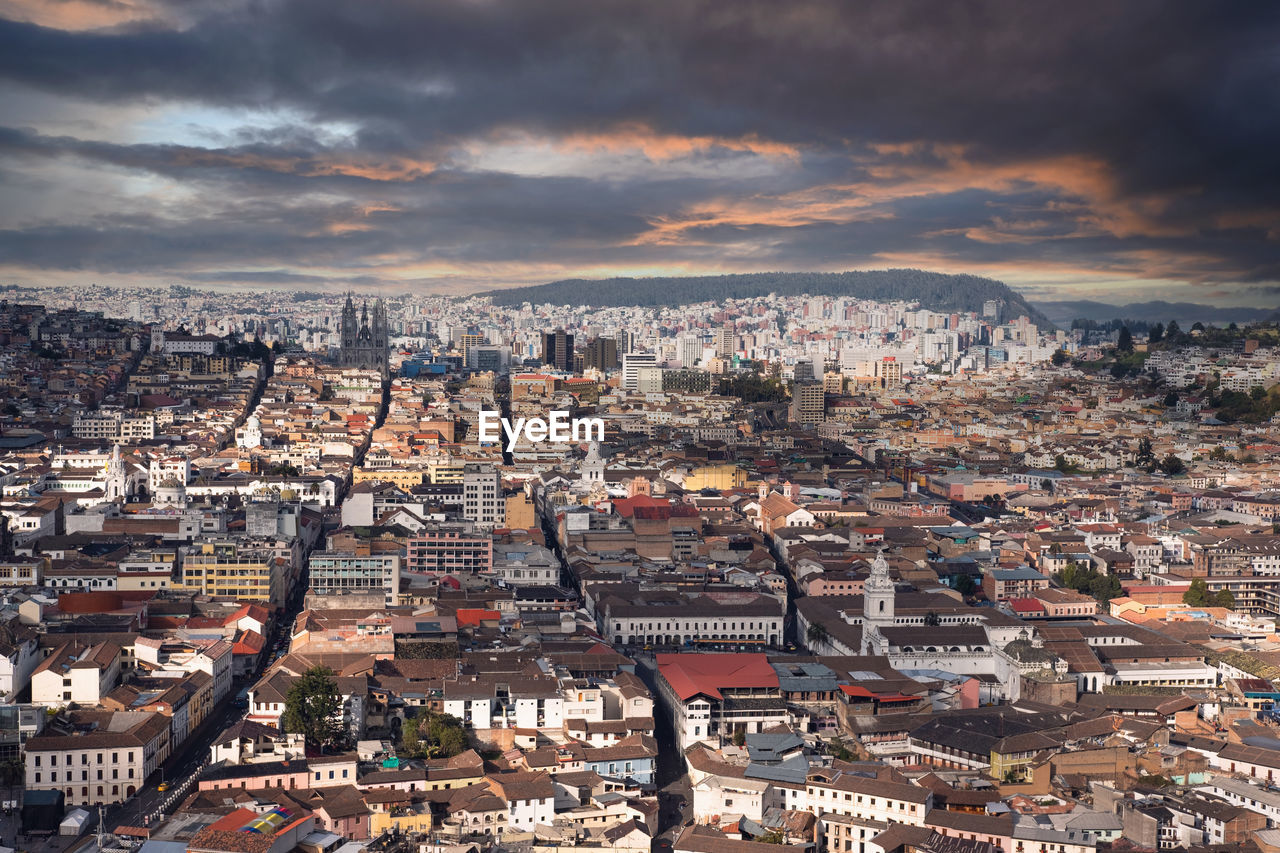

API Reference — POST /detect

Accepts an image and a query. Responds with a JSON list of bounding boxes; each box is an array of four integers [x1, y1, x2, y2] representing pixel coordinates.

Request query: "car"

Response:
[[157, 782, 170, 792]]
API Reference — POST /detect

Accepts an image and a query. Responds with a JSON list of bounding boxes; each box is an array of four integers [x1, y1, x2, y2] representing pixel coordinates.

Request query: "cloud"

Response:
[[0, 0, 1276, 302]]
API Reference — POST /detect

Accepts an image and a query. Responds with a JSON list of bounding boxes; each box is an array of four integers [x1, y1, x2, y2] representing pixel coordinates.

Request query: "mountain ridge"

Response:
[[481, 269, 1052, 328], [1033, 299, 1278, 327]]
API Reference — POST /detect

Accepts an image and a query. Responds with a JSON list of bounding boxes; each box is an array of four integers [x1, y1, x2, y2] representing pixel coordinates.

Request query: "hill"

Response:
[[482, 270, 1052, 328], [1033, 299, 1277, 328]]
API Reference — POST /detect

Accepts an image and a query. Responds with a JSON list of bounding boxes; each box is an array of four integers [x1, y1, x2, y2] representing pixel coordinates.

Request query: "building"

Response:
[[791, 382, 825, 425], [463, 464, 505, 527], [407, 526, 493, 575], [715, 326, 735, 359], [983, 567, 1050, 602], [24, 710, 172, 806], [622, 352, 657, 391], [31, 641, 121, 707], [309, 549, 402, 604], [584, 336, 619, 371], [339, 294, 390, 378], [655, 653, 787, 750], [541, 329, 574, 372], [177, 542, 291, 608]]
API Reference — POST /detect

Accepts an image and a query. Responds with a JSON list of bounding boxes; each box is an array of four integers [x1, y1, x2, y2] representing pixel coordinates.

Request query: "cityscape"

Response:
[[1, 4, 1280, 853]]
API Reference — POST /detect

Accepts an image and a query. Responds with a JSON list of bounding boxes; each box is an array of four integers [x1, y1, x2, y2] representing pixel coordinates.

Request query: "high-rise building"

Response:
[[616, 329, 636, 355], [793, 358, 816, 383], [458, 333, 486, 366], [790, 382, 825, 425], [541, 329, 574, 372], [583, 336, 619, 371], [715, 326, 735, 359], [463, 464, 504, 527], [621, 352, 657, 391], [678, 335, 704, 369]]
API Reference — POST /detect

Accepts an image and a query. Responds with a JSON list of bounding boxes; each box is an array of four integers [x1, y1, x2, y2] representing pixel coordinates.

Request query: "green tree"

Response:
[[1117, 326, 1134, 353], [806, 622, 829, 647], [828, 737, 853, 762], [1165, 320, 1182, 339], [1163, 391, 1179, 408], [756, 830, 786, 845], [283, 666, 344, 748], [1191, 321, 1205, 332], [402, 710, 469, 759], [1160, 454, 1186, 476], [1183, 578, 1210, 607], [1136, 437, 1155, 469], [1213, 589, 1235, 609], [1209, 446, 1229, 462], [732, 729, 746, 747], [1050, 349, 1068, 367], [1251, 385, 1267, 401], [954, 574, 977, 597], [1148, 323, 1164, 344]]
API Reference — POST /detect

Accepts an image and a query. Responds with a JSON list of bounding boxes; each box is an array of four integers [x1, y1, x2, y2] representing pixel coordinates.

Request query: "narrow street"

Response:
[[634, 655, 692, 851]]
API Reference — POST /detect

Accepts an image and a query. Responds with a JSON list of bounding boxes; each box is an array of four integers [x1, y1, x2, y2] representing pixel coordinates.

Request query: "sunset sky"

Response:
[[0, 1, 1277, 305]]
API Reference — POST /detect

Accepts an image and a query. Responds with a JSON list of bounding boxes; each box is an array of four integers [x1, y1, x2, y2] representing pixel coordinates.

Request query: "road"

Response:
[[99, 551, 313, 835], [633, 655, 693, 851]]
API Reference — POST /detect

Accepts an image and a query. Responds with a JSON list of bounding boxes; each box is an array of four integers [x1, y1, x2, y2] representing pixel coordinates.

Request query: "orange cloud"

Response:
[[0, 0, 167, 30], [156, 147, 435, 182]]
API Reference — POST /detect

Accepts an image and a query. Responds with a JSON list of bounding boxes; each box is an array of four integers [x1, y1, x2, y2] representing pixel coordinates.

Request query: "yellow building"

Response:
[[427, 461, 465, 484], [352, 467, 427, 489], [176, 544, 286, 607], [370, 803, 434, 837], [682, 463, 746, 492]]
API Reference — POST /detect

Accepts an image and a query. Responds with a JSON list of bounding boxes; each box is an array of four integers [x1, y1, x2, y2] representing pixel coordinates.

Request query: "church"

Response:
[[802, 550, 1028, 703], [338, 295, 390, 378]]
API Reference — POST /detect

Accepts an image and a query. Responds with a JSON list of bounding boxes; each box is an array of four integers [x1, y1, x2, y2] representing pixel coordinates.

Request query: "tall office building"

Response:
[[715, 326, 736, 359], [678, 335, 704, 369], [463, 464, 505, 527], [790, 382, 825, 426], [583, 336, 619, 371], [616, 329, 636, 355], [621, 352, 657, 391], [541, 329, 574, 372]]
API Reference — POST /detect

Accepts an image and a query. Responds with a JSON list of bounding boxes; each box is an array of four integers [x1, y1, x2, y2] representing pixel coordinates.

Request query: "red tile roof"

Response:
[[657, 653, 777, 701]]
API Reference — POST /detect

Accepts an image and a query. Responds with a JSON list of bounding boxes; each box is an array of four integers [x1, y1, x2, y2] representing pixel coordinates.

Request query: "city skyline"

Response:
[[0, 2, 1278, 306]]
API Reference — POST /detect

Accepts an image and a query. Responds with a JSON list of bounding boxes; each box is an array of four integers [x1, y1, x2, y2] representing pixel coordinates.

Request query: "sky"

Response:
[[0, 1, 1278, 306]]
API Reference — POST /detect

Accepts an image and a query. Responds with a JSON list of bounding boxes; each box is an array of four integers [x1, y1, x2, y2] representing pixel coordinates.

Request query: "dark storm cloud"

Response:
[[0, 0, 1277, 296]]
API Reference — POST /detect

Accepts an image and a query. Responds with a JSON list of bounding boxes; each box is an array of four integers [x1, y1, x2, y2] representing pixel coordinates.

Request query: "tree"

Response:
[[1163, 391, 1179, 408], [402, 710, 469, 759], [1213, 589, 1235, 609], [1165, 320, 1182, 339], [1251, 385, 1267, 401], [1054, 454, 1069, 473], [1136, 437, 1155, 469], [283, 666, 344, 748], [732, 729, 746, 747], [1191, 321, 1205, 332], [1183, 578, 1210, 607], [1051, 349, 1068, 367], [806, 622, 829, 647], [756, 830, 786, 845], [1148, 323, 1164, 344], [954, 574, 977, 597], [1160, 454, 1186, 476], [1117, 326, 1134, 353]]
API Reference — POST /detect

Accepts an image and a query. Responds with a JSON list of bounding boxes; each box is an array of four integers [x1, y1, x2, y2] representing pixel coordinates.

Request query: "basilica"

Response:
[[338, 295, 390, 378]]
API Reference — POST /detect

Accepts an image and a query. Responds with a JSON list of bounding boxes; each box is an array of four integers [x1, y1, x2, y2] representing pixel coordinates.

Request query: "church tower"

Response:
[[861, 550, 895, 654], [105, 444, 127, 502], [582, 442, 605, 484]]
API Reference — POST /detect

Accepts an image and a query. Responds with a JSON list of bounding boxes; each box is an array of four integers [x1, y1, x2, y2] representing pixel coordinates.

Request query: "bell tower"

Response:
[[861, 550, 895, 654]]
